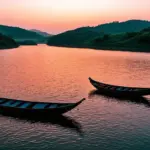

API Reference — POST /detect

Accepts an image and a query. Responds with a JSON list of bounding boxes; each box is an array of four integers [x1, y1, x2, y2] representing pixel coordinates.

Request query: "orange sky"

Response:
[[1, 0, 150, 34]]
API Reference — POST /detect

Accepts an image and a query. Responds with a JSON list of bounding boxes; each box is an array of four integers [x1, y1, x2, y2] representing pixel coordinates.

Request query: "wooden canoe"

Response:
[[0, 97, 85, 117], [89, 77, 150, 97]]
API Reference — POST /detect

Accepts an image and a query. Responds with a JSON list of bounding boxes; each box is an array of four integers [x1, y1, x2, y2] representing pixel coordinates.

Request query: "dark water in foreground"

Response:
[[0, 45, 150, 150]]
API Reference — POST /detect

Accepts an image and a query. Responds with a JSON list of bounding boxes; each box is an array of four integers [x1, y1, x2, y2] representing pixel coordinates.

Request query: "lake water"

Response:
[[0, 45, 150, 150]]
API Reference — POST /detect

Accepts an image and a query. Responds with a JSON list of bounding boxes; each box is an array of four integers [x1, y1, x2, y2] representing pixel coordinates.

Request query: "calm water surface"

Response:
[[0, 45, 150, 150]]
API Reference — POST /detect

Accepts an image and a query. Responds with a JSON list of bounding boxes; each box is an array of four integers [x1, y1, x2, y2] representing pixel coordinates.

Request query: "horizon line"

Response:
[[0, 18, 150, 35]]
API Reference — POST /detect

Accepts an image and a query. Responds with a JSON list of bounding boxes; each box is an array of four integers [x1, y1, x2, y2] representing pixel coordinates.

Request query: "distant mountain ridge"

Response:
[[31, 29, 52, 37], [92, 20, 150, 34], [47, 20, 150, 52], [0, 24, 44, 41]]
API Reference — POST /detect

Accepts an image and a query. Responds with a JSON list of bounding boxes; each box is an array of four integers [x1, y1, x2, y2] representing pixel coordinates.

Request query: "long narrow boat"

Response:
[[0, 97, 85, 117], [89, 77, 150, 97]]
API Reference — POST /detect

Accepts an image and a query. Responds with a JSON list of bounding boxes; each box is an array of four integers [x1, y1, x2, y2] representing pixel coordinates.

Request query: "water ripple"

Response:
[[0, 45, 150, 150]]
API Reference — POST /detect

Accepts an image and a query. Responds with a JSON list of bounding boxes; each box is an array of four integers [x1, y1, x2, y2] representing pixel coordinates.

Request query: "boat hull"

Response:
[[0, 106, 73, 117], [89, 77, 150, 97], [0, 98, 85, 117]]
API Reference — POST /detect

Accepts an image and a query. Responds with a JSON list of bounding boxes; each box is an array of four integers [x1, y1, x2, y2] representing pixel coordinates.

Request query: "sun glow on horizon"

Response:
[[0, 0, 150, 34]]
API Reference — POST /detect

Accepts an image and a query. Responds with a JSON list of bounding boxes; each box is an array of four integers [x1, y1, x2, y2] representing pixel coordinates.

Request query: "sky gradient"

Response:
[[1, 0, 150, 34]]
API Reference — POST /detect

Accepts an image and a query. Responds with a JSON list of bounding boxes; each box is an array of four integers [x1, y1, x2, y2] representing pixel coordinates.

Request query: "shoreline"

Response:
[[47, 44, 150, 53]]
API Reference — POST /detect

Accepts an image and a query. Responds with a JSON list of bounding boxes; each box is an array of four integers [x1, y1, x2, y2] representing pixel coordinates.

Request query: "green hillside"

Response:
[[47, 27, 99, 47], [0, 25, 44, 41], [88, 28, 150, 52], [0, 33, 19, 49], [47, 20, 150, 52], [92, 20, 150, 34]]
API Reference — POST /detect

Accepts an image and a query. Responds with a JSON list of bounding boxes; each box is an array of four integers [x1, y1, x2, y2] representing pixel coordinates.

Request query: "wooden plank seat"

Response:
[[18, 102, 31, 108], [10, 101, 22, 107], [48, 104, 58, 108], [32, 103, 48, 109], [0, 99, 6, 104], [1, 100, 14, 107]]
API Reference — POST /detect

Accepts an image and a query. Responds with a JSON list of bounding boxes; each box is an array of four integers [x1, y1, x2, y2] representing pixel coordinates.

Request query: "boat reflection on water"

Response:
[[89, 90, 150, 108], [0, 113, 83, 135]]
